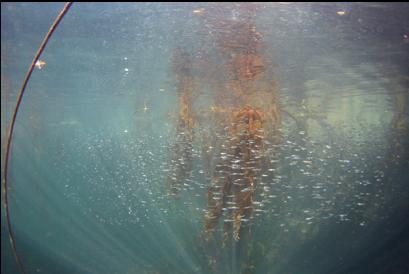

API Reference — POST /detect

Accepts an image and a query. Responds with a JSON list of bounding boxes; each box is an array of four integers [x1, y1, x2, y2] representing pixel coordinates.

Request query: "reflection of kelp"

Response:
[[168, 49, 196, 195], [199, 4, 281, 244], [168, 3, 282, 246], [205, 106, 265, 243]]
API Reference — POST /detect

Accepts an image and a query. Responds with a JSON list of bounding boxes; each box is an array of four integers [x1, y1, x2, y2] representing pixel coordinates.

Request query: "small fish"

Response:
[[143, 102, 149, 112], [193, 8, 205, 14], [35, 60, 46, 69]]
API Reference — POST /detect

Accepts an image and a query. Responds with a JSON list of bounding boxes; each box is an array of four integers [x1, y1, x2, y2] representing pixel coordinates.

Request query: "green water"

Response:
[[1, 3, 409, 274]]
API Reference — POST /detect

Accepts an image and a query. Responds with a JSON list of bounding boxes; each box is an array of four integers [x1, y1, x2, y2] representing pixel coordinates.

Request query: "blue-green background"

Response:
[[1, 3, 409, 274]]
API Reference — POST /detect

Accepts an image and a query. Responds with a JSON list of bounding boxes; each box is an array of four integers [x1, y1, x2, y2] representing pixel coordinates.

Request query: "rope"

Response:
[[2, 3, 73, 273]]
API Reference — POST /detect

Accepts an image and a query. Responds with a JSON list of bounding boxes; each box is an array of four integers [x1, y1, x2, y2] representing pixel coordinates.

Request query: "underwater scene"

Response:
[[1, 3, 409, 274]]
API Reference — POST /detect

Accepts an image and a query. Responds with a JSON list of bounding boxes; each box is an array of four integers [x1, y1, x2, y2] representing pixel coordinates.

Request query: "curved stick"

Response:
[[2, 3, 73, 273]]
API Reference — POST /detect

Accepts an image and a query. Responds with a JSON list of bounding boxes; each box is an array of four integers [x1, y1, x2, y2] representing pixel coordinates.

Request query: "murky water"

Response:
[[1, 3, 409, 274]]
